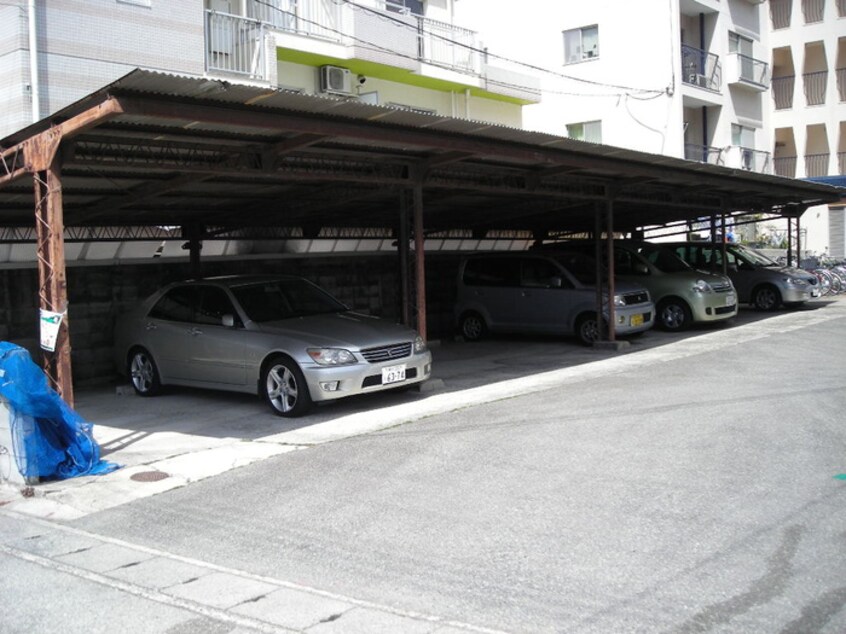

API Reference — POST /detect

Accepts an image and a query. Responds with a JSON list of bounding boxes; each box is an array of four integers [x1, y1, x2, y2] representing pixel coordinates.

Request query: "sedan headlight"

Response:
[[413, 335, 428, 354], [692, 279, 714, 294], [307, 348, 356, 366], [784, 277, 808, 287]]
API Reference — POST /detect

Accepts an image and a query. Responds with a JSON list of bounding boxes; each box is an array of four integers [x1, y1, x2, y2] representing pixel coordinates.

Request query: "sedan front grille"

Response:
[[361, 342, 412, 363], [712, 281, 733, 293]]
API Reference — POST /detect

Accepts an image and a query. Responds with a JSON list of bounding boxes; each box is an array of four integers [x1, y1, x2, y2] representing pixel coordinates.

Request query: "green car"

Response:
[[543, 241, 738, 331]]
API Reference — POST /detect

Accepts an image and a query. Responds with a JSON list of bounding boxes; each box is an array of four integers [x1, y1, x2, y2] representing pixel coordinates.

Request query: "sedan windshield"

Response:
[[733, 244, 779, 267], [231, 279, 347, 322]]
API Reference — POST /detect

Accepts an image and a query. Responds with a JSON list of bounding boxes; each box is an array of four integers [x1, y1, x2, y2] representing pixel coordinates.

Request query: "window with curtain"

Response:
[[563, 25, 599, 65]]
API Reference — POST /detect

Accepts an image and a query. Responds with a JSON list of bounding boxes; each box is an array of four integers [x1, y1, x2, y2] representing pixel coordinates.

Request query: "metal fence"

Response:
[[205, 11, 267, 80], [804, 153, 830, 177], [771, 75, 794, 109], [681, 45, 721, 91], [418, 16, 478, 73], [245, 0, 343, 42], [773, 156, 797, 178], [838, 68, 846, 101], [737, 54, 769, 87], [839, 152, 846, 175], [803, 70, 827, 106], [684, 144, 722, 165]]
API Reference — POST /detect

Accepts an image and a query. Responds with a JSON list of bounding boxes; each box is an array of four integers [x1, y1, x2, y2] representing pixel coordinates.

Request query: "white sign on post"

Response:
[[39, 309, 64, 352]]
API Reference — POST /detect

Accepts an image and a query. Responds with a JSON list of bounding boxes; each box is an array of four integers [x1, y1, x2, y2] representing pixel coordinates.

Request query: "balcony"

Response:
[[681, 45, 722, 92], [805, 153, 830, 177], [773, 156, 797, 178], [723, 146, 771, 173], [802, 0, 825, 23], [726, 53, 770, 90], [205, 12, 267, 80], [839, 152, 846, 175], [772, 75, 794, 109], [803, 70, 828, 105], [838, 68, 846, 101], [770, 0, 792, 29], [684, 144, 723, 165]]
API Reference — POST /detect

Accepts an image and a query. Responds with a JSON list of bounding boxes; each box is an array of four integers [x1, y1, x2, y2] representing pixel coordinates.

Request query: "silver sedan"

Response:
[[114, 275, 432, 417]]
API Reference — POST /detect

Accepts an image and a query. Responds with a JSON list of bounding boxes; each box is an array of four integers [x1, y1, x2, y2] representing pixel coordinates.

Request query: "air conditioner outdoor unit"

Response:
[[320, 65, 353, 95]]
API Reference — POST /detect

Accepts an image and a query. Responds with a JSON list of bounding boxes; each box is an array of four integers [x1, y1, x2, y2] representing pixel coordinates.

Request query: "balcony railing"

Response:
[[805, 153, 830, 177], [803, 70, 828, 105], [419, 17, 478, 74], [802, 0, 825, 23], [246, 0, 343, 43], [839, 152, 846, 175], [206, 1, 481, 80], [770, 0, 792, 29], [724, 146, 771, 173], [684, 144, 723, 165], [838, 68, 846, 101], [772, 75, 794, 109], [737, 54, 769, 86], [681, 45, 721, 91], [205, 11, 267, 79], [773, 156, 797, 178]]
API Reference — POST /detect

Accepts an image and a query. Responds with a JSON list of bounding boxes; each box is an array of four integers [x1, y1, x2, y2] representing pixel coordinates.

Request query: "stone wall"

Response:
[[0, 254, 461, 388]]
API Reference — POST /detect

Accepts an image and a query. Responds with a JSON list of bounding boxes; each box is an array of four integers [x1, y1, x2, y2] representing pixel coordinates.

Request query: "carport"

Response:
[[0, 69, 840, 405]]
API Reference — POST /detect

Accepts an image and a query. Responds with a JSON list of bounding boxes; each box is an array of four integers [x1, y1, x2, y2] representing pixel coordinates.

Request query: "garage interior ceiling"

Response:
[[1, 69, 841, 250]]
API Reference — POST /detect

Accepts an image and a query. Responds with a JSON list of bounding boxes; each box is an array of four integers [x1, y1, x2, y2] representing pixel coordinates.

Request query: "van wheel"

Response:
[[752, 284, 781, 311], [657, 298, 692, 331], [459, 312, 487, 341], [575, 313, 602, 346]]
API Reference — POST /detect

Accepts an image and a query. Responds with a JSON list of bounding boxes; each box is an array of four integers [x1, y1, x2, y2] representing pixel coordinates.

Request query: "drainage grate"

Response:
[[130, 470, 169, 482]]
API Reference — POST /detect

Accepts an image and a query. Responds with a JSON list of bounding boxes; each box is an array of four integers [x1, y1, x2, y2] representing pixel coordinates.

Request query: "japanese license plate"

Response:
[[726, 293, 736, 306], [630, 313, 644, 327], [382, 364, 406, 385]]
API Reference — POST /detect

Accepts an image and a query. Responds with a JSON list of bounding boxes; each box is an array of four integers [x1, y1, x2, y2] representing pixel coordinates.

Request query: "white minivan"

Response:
[[454, 252, 655, 345]]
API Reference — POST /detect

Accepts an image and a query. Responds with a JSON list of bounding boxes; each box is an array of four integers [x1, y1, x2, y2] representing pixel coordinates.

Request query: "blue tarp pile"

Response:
[[0, 342, 119, 480]]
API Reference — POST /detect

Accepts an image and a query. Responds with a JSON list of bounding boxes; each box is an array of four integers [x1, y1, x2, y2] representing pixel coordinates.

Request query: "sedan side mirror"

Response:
[[222, 314, 236, 328]]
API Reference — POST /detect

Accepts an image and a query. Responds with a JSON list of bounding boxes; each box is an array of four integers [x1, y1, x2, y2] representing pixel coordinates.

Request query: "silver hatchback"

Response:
[[114, 276, 432, 417]]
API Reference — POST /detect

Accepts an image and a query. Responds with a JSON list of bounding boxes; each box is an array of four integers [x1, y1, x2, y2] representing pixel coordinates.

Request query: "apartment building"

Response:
[[457, 0, 844, 256], [0, 0, 540, 141], [769, 0, 846, 257]]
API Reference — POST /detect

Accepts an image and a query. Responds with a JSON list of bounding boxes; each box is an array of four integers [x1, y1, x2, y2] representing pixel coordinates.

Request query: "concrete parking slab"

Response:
[[1, 298, 843, 521]]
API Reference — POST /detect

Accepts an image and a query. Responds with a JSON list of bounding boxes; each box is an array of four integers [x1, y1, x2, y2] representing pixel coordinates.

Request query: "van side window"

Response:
[[521, 258, 562, 287], [615, 250, 635, 274], [463, 257, 519, 287]]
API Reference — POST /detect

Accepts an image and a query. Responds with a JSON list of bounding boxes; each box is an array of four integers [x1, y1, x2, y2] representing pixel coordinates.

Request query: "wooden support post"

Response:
[[31, 133, 74, 406], [412, 177, 427, 341], [605, 190, 617, 342], [398, 192, 411, 327]]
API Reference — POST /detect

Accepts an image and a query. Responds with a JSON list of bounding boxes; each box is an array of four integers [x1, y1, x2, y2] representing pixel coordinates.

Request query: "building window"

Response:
[[567, 121, 602, 144], [563, 25, 599, 65], [385, 0, 424, 15]]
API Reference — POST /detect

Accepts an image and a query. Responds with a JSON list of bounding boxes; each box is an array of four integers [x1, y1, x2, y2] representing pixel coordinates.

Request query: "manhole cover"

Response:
[[130, 470, 169, 483]]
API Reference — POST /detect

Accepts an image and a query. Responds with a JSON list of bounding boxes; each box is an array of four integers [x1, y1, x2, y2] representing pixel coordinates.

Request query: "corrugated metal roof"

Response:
[[1, 68, 841, 249]]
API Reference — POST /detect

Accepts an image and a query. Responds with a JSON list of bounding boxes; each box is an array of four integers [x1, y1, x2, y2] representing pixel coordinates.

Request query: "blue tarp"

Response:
[[0, 342, 119, 480]]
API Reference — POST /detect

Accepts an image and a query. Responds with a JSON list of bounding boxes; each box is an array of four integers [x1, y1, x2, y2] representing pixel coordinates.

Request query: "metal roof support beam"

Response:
[[31, 134, 74, 406]]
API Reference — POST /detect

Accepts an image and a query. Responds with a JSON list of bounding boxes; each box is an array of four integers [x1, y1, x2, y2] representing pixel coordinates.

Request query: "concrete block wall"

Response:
[[0, 253, 461, 388]]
